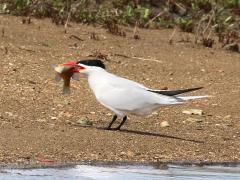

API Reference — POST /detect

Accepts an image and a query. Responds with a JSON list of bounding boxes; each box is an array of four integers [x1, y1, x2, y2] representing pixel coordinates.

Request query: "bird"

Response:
[[63, 59, 208, 130]]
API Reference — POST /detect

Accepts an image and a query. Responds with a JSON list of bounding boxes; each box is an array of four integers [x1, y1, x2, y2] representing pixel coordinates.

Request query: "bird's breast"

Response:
[[88, 75, 108, 97]]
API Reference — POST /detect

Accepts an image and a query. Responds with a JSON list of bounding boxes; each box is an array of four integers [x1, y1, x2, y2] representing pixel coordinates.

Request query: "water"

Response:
[[1, 164, 240, 180]]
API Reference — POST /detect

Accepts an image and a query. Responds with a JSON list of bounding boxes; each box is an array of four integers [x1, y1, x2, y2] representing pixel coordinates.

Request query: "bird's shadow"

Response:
[[96, 127, 204, 144]]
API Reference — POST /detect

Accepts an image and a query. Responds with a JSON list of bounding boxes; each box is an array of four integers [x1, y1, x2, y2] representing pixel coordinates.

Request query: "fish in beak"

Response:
[[53, 61, 82, 94]]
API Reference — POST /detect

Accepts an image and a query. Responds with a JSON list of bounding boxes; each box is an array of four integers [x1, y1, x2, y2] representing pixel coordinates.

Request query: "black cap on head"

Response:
[[77, 59, 106, 69]]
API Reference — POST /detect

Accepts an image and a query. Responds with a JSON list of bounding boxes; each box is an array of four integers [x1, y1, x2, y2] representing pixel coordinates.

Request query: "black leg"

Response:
[[115, 116, 127, 130], [106, 114, 118, 130]]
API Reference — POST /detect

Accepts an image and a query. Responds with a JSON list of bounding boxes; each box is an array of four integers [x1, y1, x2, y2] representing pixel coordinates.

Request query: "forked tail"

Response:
[[177, 95, 209, 101]]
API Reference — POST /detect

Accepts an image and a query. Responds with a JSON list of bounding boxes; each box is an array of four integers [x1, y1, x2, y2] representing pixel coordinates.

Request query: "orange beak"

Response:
[[62, 61, 85, 73]]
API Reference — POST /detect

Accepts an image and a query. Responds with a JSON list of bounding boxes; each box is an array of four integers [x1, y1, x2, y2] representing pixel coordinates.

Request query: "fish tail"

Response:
[[63, 86, 71, 94]]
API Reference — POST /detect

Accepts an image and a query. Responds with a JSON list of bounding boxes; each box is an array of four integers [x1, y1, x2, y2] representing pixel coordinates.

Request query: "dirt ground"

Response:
[[0, 15, 240, 166]]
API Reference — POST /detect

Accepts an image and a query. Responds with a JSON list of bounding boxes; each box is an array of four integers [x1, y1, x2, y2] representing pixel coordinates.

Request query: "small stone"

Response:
[[186, 117, 203, 123], [106, 113, 112, 116], [76, 119, 93, 126], [152, 112, 158, 115], [50, 116, 57, 120], [182, 109, 203, 115], [120, 151, 126, 156], [90, 111, 96, 115], [160, 121, 170, 128]]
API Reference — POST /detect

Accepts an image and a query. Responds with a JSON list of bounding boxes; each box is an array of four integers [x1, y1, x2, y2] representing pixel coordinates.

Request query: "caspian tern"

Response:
[[64, 59, 208, 130]]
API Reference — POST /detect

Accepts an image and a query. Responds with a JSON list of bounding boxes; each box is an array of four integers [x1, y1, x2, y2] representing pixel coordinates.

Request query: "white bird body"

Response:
[[61, 59, 208, 130], [84, 66, 204, 117]]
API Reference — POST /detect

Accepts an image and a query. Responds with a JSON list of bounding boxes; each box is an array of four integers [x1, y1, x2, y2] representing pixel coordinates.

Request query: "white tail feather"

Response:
[[177, 95, 209, 101]]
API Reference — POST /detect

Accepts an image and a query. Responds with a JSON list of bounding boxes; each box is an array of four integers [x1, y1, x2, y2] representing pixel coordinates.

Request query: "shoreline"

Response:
[[1, 160, 240, 169]]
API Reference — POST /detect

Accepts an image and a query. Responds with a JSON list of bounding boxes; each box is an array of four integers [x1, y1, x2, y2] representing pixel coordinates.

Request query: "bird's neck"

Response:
[[87, 70, 109, 95]]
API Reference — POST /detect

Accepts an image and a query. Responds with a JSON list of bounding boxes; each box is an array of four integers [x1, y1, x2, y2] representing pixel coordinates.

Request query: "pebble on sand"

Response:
[[50, 116, 57, 120], [160, 121, 170, 128], [182, 109, 203, 116]]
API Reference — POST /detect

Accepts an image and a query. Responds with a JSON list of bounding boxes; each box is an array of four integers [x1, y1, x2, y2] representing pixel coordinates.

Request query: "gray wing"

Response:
[[106, 72, 203, 96]]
